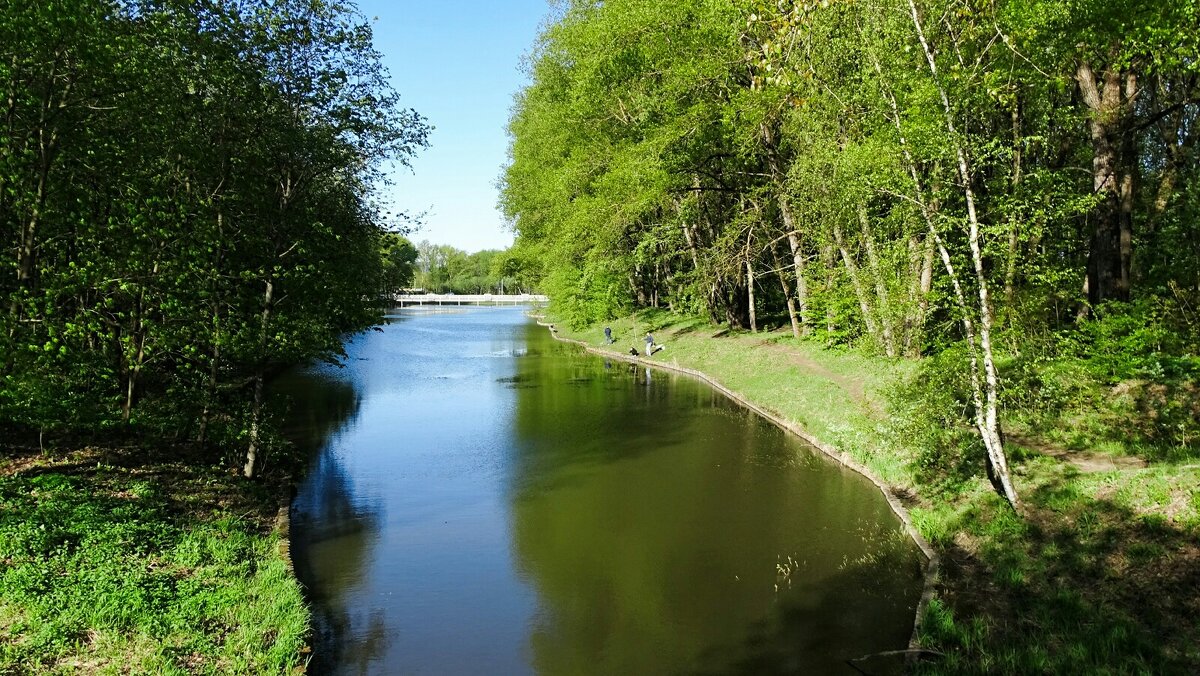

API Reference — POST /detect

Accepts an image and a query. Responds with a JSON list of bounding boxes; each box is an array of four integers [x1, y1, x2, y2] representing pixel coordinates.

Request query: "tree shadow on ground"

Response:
[[917, 464, 1200, 674], [1, 442, 289, 530]]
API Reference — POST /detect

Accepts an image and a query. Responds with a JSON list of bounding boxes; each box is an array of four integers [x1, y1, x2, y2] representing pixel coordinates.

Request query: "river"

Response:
[[281, 306, 923, 675]]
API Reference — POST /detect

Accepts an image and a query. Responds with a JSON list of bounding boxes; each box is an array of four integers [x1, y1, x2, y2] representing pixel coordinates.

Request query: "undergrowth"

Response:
[[0, 451, 308, 675]]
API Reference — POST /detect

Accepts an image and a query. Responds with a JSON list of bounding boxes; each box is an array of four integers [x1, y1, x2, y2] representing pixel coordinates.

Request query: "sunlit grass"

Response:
[[0, 458, 308, 674]]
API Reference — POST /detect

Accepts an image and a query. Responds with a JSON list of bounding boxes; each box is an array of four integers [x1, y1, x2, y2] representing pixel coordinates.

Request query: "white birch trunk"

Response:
[[907, 0, 1018, 508]]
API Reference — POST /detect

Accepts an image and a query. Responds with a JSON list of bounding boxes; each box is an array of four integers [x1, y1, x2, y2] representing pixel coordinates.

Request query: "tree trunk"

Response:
[[243, 370, 266, 478], [908, 0, 1017, 508], [122, 260, 159, 424], [822, 244, 836, 333], [12, 65, 70, 319], [122, 326, 145, 424], [785, 230, 809, 335], [721, 277, 749, 329], [857, 203, 896, 357], [833, 221, 881, 347], [243, 277, 274, 479], [682, 221, 701, 271], [903, 234, 934, 356], [630, 272, 648, 306], [746, 256, 758, 333], [1076, 60, 1136, 306], [12, 145, 52, 321], [197, 323, 220, 444], [772, 246, 801, 338], [762, 123, 810, 335], [1148, 105, 1197, 233]]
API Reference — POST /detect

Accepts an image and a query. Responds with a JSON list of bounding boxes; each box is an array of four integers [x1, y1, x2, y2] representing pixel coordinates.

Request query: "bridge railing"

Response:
[[393, 293, 548, 306]]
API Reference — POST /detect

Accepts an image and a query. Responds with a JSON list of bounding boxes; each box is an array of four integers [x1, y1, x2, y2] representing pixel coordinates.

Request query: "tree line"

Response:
[[501, 0, 1200, 506], [1, 0, 429, 476], [407, 240, 532, 295]]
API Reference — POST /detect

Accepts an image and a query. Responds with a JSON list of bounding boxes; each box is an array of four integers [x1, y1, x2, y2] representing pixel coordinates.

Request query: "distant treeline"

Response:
[[407, 241, 533, 295], [501, 0, 1200, 504], [1, 0, 428, 475]]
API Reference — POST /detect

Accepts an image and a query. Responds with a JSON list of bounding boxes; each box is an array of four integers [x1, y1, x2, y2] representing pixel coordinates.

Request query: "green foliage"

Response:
[[1059, 300, 1200, 382], [379, 233, 420, 295], [0, 0, 429, 461], [0, 468, 307, 673], [502, 0, 748, 325], [889, 346, 987, 494], [506, 0, 1200, 501], [991, 298, 1200, 459], [412, 241, 519, 294]]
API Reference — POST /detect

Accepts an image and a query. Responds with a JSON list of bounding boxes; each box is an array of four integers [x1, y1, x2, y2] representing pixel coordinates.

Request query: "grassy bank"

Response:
[[0, 443, 309, 675], [553, 309, 1200, 674]]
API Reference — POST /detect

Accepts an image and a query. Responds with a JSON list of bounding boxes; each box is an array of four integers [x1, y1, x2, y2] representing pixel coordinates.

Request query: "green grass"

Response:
[[0, 448, 308, 675], [550, 308, 1200, 674], [910, 466, 1200, 674], [1002, 356, 1200, 463]]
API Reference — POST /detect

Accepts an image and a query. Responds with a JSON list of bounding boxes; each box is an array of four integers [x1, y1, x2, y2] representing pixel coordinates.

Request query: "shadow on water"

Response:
[[272, 370, 386, 675]]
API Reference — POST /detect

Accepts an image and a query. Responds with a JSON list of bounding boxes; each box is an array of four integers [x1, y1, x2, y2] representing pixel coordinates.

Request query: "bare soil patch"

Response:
[[1009, 433, 1148, 472]]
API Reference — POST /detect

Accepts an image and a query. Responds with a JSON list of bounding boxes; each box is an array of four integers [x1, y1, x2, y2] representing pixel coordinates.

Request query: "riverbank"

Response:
[[0, 442, 309, 674], [547, 309, 1200, 674]]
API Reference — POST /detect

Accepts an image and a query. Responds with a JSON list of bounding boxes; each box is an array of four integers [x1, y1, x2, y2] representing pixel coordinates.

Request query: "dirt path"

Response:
[[1008, 433, 1149, 472]]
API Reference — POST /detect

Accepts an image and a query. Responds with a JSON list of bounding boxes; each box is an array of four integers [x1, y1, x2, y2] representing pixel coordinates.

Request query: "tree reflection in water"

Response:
[[506, 325, 923, 674], [275, 370, 387, 674], [272, 311, 922, 675]]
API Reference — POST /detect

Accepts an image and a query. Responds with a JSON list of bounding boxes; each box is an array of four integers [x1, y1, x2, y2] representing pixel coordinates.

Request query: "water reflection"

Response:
[[507, 324, 923, 674], [282, 308, 923, 675], [286, 309, 540, 675], [274, 370, 386, 673]]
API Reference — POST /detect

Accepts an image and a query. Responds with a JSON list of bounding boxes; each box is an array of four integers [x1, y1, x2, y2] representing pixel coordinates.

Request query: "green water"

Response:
[[284, 307, 923, 674]]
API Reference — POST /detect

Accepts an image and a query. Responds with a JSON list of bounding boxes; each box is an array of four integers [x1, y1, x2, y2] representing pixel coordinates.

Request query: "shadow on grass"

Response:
[[1001, 359, 1200, 464], [2, 441, 290, 530], [0, 439, 308, 673], [915, 467, 1200, 674]]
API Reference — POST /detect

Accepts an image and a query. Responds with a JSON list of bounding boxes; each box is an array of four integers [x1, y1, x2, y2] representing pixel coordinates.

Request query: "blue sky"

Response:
[[357, 0, 551, 252]]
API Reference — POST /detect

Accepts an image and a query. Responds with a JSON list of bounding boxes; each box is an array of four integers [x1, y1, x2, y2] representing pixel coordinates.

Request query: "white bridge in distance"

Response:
[[393, 293, 548, 306]]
